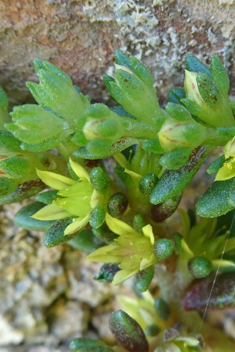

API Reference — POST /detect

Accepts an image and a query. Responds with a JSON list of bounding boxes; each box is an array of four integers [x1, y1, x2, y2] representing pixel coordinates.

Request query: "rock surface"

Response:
[[1, 0, 235, 107]]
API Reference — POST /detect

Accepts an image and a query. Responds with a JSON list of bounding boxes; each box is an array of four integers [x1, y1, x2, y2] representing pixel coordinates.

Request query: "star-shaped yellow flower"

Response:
[[87, 214, 157, 285], [216, 136, 235, 181], [32, 158, 101, 235]]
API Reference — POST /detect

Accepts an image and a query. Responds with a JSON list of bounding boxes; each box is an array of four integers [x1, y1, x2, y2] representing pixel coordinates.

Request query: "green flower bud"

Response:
[[7, 105, 69, 144], [158, 116, 206, 152], [108, 192, 128, 217], [109, 310, 149, 352], [94, 263, 120, 283], [145, 324, 161, 337], [70, 338, 107, 351], [89, 204, 106, 228], [188, 257, 212, 279], [153, 239, 174, 261], [183, 70, 234, 127], [154, 298, 171, 320], [27, 58, 90, 120], [90, 167, 109, 194], [135, 266, 154, 292], [139, 173, 159, 197], [82, 104, 125, 146], [103, 51, 162, 125]]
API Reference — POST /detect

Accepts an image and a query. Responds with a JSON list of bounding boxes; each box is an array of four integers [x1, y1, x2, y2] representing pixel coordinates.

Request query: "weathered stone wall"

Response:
[[1, 0, 235, 107]]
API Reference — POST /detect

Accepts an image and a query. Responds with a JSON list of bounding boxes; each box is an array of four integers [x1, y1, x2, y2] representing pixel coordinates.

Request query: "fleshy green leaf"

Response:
[[14, 202, 55, 230]]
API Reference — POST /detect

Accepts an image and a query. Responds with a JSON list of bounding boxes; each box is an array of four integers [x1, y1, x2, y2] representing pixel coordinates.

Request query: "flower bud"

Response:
[[89, 204, 106, 228], [188, 256, 212, 279], [90, 167, 109, 194], [108, 192, 128, 217], [7, 105, 69, 144], [135, 266, 154, 293], [183, 70, 234, 127], [103, 51, 162, 125], [139, 173, 159, 197], [154, 298, 171, 320], [133, 214, 147, 233], [153, 239, 175, 261], [158, 116, 206, 152], [83, 104, 125, 141], [26, 58, 90, 120]]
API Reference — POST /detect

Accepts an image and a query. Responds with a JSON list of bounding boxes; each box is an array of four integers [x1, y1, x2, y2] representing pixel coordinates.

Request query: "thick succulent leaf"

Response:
[[14, 202, 55, 230], [196, 178, 235, 217]]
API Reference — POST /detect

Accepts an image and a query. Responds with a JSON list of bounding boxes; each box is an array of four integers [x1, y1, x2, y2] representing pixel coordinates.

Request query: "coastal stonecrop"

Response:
[[2, 51, 235, 351]]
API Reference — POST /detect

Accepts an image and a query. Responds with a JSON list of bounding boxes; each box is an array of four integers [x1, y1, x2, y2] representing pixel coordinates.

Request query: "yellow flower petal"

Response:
[[114, 153, 129, 169], [32, 203, 70, 220], [90, 189, 102, 208], [124, 169, 142, 180], [181, 238, 194, 257], [142, 291, 155, 305], [112, 269, 138, 286], [215, 165, 235, 181], [142, 224, 155, 245], [140, 255, 156, 270], [36, 169, 76, 190], [87, 243, 121, 263], [64, 214, 89, 235], [69, 158, 90, 181], [211, 259, 235, 269], [106, 213, 137, 236]]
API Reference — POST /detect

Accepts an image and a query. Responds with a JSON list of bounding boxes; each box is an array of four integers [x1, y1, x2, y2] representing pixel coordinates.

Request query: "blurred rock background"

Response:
[[1, 0, 235, 351]]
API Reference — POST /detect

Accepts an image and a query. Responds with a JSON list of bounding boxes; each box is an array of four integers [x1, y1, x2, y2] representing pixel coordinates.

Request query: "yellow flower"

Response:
[[178, 209, 235, 270], [87, 214, 157, 285], [32, 158, 102, 235], [216, 137, 235, 181]]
